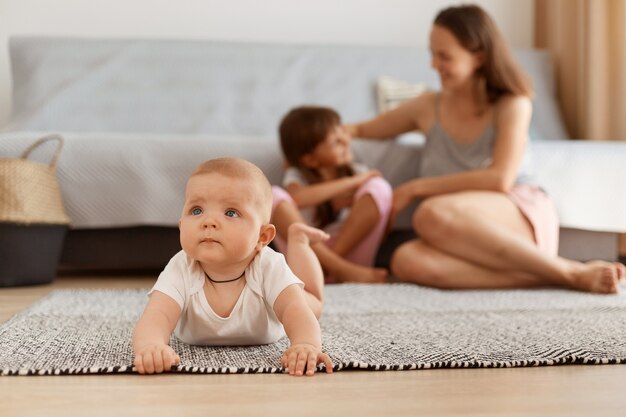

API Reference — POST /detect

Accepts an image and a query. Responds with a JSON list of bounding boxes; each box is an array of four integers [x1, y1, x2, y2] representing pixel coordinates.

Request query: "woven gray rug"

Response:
[[1, 284, 626, 376]]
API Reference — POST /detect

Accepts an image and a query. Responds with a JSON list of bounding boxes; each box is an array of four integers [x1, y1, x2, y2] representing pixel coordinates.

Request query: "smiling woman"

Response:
[[346, 4, 625, 293], [430, 5, 532, 103]]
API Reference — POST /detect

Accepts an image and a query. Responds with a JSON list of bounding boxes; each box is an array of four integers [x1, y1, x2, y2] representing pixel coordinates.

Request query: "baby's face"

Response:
[[179, 172, 267, 267]]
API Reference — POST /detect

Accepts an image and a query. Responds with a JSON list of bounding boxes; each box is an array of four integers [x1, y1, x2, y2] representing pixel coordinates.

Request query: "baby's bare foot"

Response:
[[571, 261, 620, 294], [287, 223, 330, 245], [335, 262, 388, 284]]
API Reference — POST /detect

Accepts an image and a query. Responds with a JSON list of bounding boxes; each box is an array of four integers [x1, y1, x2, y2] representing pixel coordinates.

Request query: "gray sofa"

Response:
[[1, 36, 625, 270]]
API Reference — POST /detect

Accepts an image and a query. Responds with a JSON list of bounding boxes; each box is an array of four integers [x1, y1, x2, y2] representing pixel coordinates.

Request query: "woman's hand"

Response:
[[281, 343, 333, 376], [134, 343, 181, 374], [390, 181, 417, 227]]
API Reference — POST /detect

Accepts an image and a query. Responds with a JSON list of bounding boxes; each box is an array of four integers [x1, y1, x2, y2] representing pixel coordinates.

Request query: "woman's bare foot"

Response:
[[334, 261, 388, 284], [615, 262, 626, 281], [287, 222, 330, 245], [569, 261, 621, 294]]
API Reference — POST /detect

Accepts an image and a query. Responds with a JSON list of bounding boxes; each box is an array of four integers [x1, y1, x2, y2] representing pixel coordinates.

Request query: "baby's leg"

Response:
[[271, 186, 297, 254], [286, 223, 329, 319]]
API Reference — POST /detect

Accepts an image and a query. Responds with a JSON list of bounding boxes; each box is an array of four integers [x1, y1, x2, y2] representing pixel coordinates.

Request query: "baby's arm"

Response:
[[287, 170, 380, 209], [273, 285, 333, 376], [132, 291, 182, 374]]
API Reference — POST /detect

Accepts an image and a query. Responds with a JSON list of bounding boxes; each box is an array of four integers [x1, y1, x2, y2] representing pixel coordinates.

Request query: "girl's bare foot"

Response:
[[288, 223, 330, 245], [570, 261, 621, 294], [334, 262, 388, 284]]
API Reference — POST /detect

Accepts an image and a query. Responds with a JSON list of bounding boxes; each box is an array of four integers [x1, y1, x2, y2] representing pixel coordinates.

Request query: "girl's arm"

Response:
[[346, 93, 431, 139], [132, 291, 182, 374], [393, 96, 532, 211], [286, 170, 380, 208], [273, 285, 333, 376]]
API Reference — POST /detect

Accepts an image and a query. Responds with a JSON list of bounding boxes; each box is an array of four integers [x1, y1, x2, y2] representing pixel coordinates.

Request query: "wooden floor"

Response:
[[1, 276, 625, 417]]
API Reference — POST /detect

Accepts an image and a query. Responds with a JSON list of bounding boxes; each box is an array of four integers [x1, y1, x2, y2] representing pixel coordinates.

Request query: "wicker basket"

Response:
[[0, 135, 70, 286]]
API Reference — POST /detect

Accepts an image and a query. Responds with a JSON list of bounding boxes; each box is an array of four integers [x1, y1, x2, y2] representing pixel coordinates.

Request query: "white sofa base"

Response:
[[558, 229, 618, 262]]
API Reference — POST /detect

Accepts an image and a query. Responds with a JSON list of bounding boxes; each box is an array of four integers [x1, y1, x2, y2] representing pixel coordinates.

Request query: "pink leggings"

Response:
[[271, 177, 393, 267]]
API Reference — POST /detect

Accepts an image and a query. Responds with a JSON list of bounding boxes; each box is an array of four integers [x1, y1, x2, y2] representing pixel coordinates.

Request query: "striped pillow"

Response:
[[377, 76, 426, 113]]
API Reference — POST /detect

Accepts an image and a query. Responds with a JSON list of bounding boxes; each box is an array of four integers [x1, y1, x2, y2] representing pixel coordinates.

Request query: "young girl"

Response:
[[346, 4, 625, 292], [272, 106, 393, 283]]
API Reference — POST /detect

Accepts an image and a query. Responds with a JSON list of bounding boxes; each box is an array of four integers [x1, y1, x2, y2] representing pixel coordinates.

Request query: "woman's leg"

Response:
[[331, 177, 393, 266], [271, 186, 387, 283], [391, 239, 544, 289], [396, 191, 623, 293]]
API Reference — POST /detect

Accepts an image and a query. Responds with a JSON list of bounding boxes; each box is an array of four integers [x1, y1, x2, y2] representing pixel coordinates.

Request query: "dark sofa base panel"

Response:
[[60, 227, 182, 271], [59, 227, 417, 272], [59, 227, 618, 272]]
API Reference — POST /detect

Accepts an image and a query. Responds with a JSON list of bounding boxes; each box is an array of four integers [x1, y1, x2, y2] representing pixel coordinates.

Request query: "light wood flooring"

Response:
[[1, 275, 625, 417]]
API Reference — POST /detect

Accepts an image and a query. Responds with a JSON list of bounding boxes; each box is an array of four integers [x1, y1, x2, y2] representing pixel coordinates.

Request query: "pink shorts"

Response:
[[271, 176, 393, 267], [508, 184, 560, 256]]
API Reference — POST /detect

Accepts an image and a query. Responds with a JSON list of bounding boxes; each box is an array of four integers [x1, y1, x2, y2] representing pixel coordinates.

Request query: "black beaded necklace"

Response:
[[204, 271, 245, 284]]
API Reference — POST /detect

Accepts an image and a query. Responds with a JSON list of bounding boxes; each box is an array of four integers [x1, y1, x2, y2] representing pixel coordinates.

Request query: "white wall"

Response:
[[0, 0, 534, 126]]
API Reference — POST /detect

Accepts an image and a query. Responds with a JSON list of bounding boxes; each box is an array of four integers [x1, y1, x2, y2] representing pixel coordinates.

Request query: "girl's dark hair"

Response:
[[279, 106, 354, 228], [434, 4, 533, 102]]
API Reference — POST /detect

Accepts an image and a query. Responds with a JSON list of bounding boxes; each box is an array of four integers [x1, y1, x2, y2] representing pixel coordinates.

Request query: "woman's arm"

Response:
[[393, 96, 532, 210], [346, 92, 433, 139], [490, 95, 533, 190]]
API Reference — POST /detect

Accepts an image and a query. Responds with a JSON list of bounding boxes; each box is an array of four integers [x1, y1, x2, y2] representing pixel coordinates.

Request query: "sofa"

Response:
[[1, 36, 625, 270]]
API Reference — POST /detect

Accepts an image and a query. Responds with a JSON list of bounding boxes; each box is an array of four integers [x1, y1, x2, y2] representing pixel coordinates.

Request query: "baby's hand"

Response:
[[134, 343, 181, 375], [281, 344, 333, 376]]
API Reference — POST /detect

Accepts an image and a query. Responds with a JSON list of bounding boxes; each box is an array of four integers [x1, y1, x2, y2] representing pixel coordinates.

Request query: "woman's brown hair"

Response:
[[279, 106, 354, 227], [434, 4, 533, 102]]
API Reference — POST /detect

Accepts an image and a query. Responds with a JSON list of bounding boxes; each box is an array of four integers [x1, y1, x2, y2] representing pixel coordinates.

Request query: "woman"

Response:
[[347, 4, 624, 293]]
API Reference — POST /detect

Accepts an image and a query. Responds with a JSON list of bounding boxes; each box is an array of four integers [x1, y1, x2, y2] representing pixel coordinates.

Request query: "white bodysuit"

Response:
[[150, 247, 303, 346]]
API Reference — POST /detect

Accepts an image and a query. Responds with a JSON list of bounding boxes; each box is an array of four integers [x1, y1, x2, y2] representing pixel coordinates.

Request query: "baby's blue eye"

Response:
[[191, 207, 202, 216], [225, 209, 239, 218]]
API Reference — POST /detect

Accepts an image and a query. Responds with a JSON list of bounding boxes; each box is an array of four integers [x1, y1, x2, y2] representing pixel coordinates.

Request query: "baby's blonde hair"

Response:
[[190, 157, 273, 223]]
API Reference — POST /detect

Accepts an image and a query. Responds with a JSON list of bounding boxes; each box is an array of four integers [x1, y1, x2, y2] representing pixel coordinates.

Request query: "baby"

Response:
[[133, 157, 333, 376]]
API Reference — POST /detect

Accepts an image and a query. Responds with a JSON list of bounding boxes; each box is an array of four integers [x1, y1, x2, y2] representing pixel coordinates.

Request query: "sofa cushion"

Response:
[[376, 76, 427, 113], [4, 37, 569, 141]]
